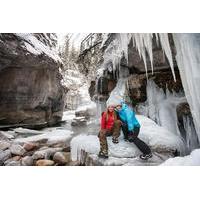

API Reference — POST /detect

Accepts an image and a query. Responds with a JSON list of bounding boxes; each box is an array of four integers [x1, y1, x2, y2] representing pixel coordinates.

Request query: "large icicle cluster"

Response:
[[100, 33, 175, 80]]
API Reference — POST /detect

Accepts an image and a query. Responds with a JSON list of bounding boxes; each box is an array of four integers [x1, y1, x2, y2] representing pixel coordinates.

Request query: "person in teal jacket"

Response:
[[115, 102, 152, 160]]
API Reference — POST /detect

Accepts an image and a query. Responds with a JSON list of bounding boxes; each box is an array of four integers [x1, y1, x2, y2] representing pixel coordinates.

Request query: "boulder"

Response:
[[32, 147, 62, 160], [36, 159, 55, 166], [23, 142, 38, 151], [5, 160, 21, 166], [53, 152, 71, 165], [0, 141, 11, 151], [10, 144, 26, 156], [21, 156, 34, 166], [71, 117, 87, 126], [0, 149, 12, 165], [4, 156, 21, 165], [0, 33, 67, 128]]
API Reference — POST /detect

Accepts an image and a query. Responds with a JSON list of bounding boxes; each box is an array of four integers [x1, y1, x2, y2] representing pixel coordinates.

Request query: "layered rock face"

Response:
[[0, 34, 67, 128]]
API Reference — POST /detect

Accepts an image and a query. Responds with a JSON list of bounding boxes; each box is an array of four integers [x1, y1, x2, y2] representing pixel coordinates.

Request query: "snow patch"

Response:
[[15, 33, 62, 63], [161, 148, 200, 166], [14, 128, 73, 144]]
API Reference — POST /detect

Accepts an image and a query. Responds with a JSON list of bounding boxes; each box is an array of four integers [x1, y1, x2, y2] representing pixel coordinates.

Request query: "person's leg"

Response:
[[112, 120, 121, 143], [121, 123, 129, 141], [129, 127, 152, 156], [98, 129, 108, 158]]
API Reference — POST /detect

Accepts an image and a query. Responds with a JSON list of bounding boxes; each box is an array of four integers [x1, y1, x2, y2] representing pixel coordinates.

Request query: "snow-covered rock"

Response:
[[70, 115, 185, 165], [0, 141, 11, 151], [13, 128, 73, 146], [161, 148, 200, 166], [32, 147, 62, 160], [10, 144, 26, 156]]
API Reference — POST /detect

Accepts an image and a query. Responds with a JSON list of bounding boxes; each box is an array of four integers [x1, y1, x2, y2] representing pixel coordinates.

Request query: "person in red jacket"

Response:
[[98, 105, 121, 159]]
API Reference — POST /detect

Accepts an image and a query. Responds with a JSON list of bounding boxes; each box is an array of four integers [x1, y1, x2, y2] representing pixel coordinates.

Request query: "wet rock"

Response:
[[0, 149, 12, 165], [32, 147, 62, 160], [10, 144, 26, 156], [5, 160, 21, 166], [21, 156, 34, 166], [23, 142, 38, 151], [128, 74, 147, 104], [71, 117, 87, 126], [36, 159, 55, 166], [53, 152, 71, 165], [4, 156, 21, 165], [0, 141, 11, 151], [62, 146, 71, 152], [176, 102, 191, 120]]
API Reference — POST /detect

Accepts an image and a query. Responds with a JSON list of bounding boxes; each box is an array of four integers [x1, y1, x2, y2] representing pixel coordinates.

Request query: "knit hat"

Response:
[[106, 96, 123, 108]]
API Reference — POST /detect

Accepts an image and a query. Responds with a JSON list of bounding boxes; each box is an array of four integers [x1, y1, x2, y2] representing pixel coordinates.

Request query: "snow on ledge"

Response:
[[70, 115, 185, 162], [15, 33, 62, 63], [161, 148, 200, 166]]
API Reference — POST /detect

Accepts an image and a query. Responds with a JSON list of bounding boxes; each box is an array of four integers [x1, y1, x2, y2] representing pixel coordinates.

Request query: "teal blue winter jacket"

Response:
[[117, 103, 140, 131]]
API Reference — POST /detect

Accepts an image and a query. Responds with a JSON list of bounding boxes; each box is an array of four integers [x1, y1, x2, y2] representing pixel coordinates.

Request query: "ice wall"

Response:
[[173, 33, 200, 142], [137, 80, 199, 153]]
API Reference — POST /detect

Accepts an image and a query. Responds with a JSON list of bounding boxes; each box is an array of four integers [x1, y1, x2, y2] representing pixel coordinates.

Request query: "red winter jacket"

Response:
[[101, 111, 116, 130]]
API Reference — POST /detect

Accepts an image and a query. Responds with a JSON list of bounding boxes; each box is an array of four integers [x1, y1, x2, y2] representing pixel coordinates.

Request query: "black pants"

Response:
[[122, 123, 151, 155]]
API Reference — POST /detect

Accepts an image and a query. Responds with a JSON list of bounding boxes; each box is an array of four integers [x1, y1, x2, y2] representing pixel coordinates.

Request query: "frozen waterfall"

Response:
[[173, 33, 200, 142], [101, 33, 200, 151], [137, 80, 199, 154]]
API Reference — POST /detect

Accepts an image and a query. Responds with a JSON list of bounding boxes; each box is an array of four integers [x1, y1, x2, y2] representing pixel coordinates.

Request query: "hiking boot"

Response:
[[98, 151, 109, 159], [139, 153, 153, 160], [112, 137, 119, 144]]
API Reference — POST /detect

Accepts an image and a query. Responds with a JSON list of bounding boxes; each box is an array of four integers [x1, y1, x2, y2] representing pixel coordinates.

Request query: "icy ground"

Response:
[[70, 115, 186, 166], [161, 148, 200, 166]]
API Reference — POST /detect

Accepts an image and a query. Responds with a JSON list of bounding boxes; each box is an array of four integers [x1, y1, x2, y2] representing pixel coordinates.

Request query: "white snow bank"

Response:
[[13, 127, 45, 135], [15, 33, 62, 63], [62, 110, 75, 121], [14, 128, 73, 145], [76, 101, 96, 112], [161, 148, 200, 166], [70, 115, 185, 162]]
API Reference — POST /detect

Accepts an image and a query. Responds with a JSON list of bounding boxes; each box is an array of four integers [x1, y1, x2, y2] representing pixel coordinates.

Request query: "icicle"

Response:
[[158, 33, 176, 81], [132, 33, 148, 79]]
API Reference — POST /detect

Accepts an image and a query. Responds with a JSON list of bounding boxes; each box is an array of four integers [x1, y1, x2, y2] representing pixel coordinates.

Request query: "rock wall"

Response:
[[0, 33, 67, 128]]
